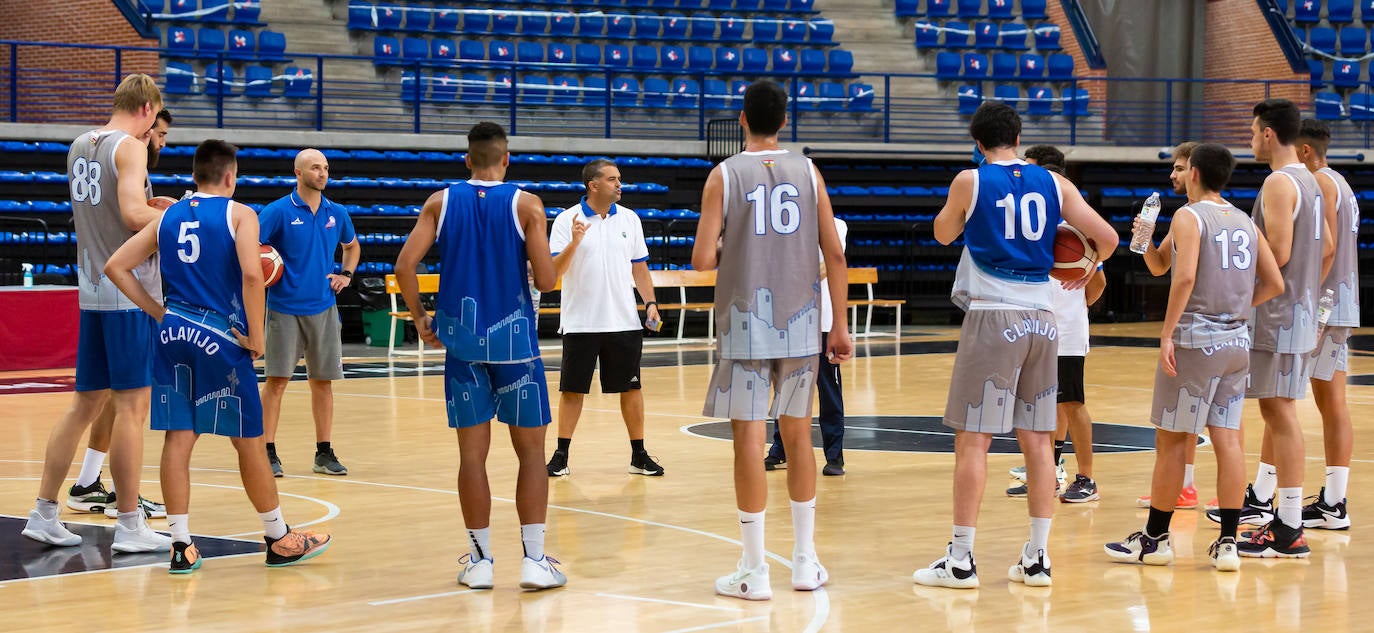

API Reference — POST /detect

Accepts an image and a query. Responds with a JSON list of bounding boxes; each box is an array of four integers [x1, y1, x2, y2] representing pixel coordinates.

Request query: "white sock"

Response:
[[521, 523, 546, 560], [790, 498, 816, 557], [259, 507, 288, 539], [467, 527, 491, 561], [1325, 466, 1349, 505], [739, 509, 766, 570], [1029, 517, 1052, 556], [76, 449, 106, 488], [1182, 463, 1195, 489], [35, 498, 59, 520], [950, 525, 975, 560], [1276, 487, 1303, 529], [167, 514, 190, 544], [117, 510, 141, 531], [1253, 462, 1278, 502]]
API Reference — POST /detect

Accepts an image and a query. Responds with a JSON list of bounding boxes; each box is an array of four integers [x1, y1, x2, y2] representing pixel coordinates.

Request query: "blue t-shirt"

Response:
[[965, 160, 1062, 282], [432, 180, 540, 363], [158, 194, 246, 328], [258, 190, 356, 316]]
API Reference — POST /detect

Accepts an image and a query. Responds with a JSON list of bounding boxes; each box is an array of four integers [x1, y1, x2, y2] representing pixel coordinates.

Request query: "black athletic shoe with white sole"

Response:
[[629, 451, 664, 476], [546, 450, 570, 477], [1301, 487, 1350, 530], [1206, 484, 1272, 526]]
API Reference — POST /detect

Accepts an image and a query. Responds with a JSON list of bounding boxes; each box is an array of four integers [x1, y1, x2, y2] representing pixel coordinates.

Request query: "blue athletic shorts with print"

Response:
[[444, 356, 552, 429], [150, 309, 263, 438]]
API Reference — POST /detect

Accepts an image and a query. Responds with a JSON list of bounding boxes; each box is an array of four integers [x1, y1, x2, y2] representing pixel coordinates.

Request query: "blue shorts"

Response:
[[444, 356, 552, 429], [75, 310, 154, 392], [150, 310, 263, 438]]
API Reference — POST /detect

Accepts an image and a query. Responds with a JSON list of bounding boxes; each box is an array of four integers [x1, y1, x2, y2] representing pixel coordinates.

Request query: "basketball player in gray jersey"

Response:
[[1106, 144, 1283, 572], [693, 80, 852, 601], [1226, 99, 1324, 558], [1297, 119, 1359, 530], [22, 75, 172, 553]]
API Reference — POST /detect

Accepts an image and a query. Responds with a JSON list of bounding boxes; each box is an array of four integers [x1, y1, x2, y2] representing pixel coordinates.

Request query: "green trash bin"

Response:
[[361, 309, 403, 347]]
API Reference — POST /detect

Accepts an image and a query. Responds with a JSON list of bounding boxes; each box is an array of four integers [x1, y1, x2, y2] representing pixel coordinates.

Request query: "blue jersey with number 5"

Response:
[[158, 194, 246, 326], [965, 160, 1062, 282]]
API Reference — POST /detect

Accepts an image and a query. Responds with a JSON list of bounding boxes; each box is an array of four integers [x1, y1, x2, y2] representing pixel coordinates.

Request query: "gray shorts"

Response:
[[265, 306, 344, 380], [702, 356, 818, 421], [1246, 350, 1308, 400], [1307, 326, 1351, 382], [943, 309, 1058, 434], [1152, 342, 1248, 435]]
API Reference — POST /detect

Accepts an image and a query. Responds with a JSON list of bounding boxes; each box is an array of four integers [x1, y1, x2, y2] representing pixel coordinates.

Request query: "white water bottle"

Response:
[[1318, 288, 1335, 326], [21, 263, 33, 287], [1129, 192, 1161, 254]]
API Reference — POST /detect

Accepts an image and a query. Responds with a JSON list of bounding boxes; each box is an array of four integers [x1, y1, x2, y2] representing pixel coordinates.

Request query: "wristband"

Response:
[[644, 301, 658, 309], [339, 270, 353, 278]]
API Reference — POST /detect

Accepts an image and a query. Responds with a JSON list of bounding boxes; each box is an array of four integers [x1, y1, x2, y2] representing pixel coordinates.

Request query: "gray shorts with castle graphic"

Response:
[[943, 309, 1058, 435]]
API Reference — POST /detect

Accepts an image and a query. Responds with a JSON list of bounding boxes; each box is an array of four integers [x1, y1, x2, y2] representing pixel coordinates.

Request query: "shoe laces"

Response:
[[458, 553, 490, 566], [273, 529, 319, 552]]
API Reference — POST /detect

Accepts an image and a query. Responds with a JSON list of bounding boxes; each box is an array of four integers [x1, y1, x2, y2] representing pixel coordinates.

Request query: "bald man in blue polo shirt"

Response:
[[258, 148, 360, 477]]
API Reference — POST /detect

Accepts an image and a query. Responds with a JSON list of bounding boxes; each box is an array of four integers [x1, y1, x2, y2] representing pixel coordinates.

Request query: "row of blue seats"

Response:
[[895, 0, 1048, 21], [165, 63, 314, 98], [1314, 90, 1374, 120], [915, 20, 1061, 51], [1302, 24, 1374, 58], [1100, 187, 1263, 202], [1289, 0, 1374, 24], [374, 38, 855, 75], [0, 231, 74, 245], [0, 172, 671, 193], [141, 0, 264, 26], [351, 4, 834, 43], [398, 72, 874, 111], [956, 84, 1090, 116], [162, 26, 290, 62], [935, 51, 1073, 81], [354, 0, 819, 27]]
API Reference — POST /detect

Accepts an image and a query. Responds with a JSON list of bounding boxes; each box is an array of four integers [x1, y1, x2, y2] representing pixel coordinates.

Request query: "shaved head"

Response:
[[295, 148, 329, 193]]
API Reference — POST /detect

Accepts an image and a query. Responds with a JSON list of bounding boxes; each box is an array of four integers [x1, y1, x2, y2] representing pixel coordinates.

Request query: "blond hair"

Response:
[[112, 74, 162, 115], [1171, 141, 1199, 161]]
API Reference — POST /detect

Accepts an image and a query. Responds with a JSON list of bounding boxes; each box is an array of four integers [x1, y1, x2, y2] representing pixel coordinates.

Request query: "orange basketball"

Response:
[[260, 244, 285, 287], [1051, 223, 1097, 282], [148, 196, 178, 210]]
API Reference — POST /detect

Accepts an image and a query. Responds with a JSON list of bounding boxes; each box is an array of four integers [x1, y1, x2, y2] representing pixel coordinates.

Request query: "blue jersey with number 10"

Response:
[[965, 160, 1062, 282], [158, 194, 246, 327]]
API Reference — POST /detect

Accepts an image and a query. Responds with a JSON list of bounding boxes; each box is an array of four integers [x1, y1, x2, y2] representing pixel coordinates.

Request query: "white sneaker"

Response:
[[21, 509, 82, 547], [715, 560, 772, 600], [458, 554, 494, 589], [1210, 537, 1240, 572], [104, 496, 167, 520], [519, 555, 567, 590], [1010, 457, 1066, 484], [913, 544, 979, 589], [111, 517, 173, 553], [791, 552, 829, 591], [1008, 542, 1052, 587]]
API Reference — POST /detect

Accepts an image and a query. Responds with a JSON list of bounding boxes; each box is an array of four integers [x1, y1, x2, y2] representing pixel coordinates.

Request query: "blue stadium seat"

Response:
[[1046, 53, 1073, 80], [962, 53, 989, 79], [584, 76, 608, 105], [226, 29, 253, 60], [792, 0, 817, 12], [818, 82, 845, 111], [991, 52, 1017, 79], [164, 61, 196, 95], [994, 84, 1020, 109], [494, 73, 513, 101], [690, 16, 716, 40], [720, 17, 747, 41], [373, 36, 400, 65], [632, 45, 658, 69], [489, 40, 514, 63], [552, 76, 579, 106], [743, 47, 768, 72], [935, 51, 961, 80], [1314, 91, 1345, 120], [1339, 26, 1366, 56], [579, 14, 606, 37], [165, 26, 195, 58], [549, 42, 573, 63], [928, 0, 953, 17], [1309, 27, 1337, 56], [1026, 85, 1052, 115], [1000, 22, 1029, 50], [523, 13, 549, 35], [635, 14, 662, 38], [1019, 53, 1045, 79], [519, 76, 550, 105], [433, 73, 461, 103], [663, 13, 690, 39], [462, 11, 489, 34], [688, 46, 713, 70], [201, 0, 230, 22], [987, 0, 1013, 20], [460, 73, 487, 103], [244, 65, 273, 98], [284, 67, 313, 98], [1334, 60, 1360, 88], [400, 71, 423, 103], [576, 43, 601, 65], [915, 21, 940, 49], [957, 84, 982, 114], [810, 20, 836, 44], [204, 63, 235, 96], [672, 78, 700, 108], [794, 82, 817, 110], [895, 0, 920, 17], [402, 37, 428, 63], [459, 40, 483, 61], [974, 22, 999, 49], [957, 0, 982, 18], [1294, 0, 1322, 23], [1066, 87, 1089, 117], [716, 47, 742, 70], [1309, 58, 1325, 87], [258, 30, 288, 62], [732, 79, 750, 103], [661, 45, 687, 69], [944, 21, 972, 48], [773, 48, 799, 72], [431, 39, 457, 64], [753, 19, 781, 44], [708, 0, 734, 9], [518, 41, 544, 63], [402, 6, 430, 32], [347, 1, 373, 29], [433, 8, 460, 34], [1363, 0, 1374, 22], [232, 0, 263, 25], [705, 79, 730, 109], [613, 77, 640, 107], [762, 0, 789, 10], [1351, 92, 1373, 120], [1021, 0, 1047, 20], [607, 14, 633, 38], [492, 12, 518, 35], [551, 12, 576, 37], [801, 49, 826, 74], [607, 44, 631, 67], [782, 19, 807, 43], [1033, 26, 1060, 51], [196, 28, 225, 59]]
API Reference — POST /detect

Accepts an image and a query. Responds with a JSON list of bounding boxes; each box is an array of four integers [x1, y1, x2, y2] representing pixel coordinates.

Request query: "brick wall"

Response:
[[0, 0, 159, 123], [1046, 2, 1108, 110], [1203, 0, 1308, 142]]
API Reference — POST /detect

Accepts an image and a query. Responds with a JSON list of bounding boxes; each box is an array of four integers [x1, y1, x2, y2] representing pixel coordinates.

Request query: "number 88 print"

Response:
[[70, 157, 103, 205]]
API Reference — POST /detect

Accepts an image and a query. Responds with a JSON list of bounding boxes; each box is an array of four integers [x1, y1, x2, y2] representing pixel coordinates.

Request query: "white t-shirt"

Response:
[[820, 218, 848, 333], [550, 200, 650, 334], [1050, 262, 1101, 357]]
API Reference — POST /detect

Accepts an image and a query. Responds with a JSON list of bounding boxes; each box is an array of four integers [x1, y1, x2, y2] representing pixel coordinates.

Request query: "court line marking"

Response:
[[661, 616, 770, 633], [595, 592, 746, 613], [368, 589, 480, 606]]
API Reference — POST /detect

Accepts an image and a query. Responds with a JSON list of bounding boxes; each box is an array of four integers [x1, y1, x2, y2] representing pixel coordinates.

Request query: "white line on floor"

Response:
[[595, 592, 745, 613], [368, 589, 480, 606]]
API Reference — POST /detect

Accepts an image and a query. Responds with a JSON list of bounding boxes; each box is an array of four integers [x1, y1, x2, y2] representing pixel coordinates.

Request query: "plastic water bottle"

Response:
[[1129, 192, 1161, 254], [1318, 288, 1335, 327], [529, 276, 541, 307], [21, 263, 33, 288]]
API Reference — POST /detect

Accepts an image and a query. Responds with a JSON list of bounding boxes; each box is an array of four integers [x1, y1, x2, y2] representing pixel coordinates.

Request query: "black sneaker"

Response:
[[313, 449, 347, 476], [1301, 487, 1350, 530], [629, 451, 665, 476], [822, 461, 845, 476], [547, 450, 570, 477], [1060, 474, 1099, 503], [66, 478, 114, 513], [1006, 483, 1029, 497], [169, 541, 202, 575], [1237, 521, 1310, 558], [763, 456, 786, 471], [269, 452, 283, 478], [1206, 484, 1272, 526]]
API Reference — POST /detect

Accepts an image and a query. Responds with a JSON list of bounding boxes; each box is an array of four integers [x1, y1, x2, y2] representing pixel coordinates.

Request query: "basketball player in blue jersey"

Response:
[[913, 102, 1118, 589], [105, 140, 332, 574], [395, 122, 564, 591]]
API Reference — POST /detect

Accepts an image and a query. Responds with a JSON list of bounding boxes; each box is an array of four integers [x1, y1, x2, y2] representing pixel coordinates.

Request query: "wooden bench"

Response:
[[384, 273, 444, 361], [847, 267, 905, 339], [650, 269, 718, 340]]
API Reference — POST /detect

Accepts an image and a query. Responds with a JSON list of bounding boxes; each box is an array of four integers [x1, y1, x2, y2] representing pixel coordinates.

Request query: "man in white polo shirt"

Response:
[[546, 159, 664, 477]]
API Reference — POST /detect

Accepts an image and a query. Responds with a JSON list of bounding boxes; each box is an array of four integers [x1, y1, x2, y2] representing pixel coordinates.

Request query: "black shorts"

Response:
[[559, 330, 644, 394], [1057, 355, 1085, 404]]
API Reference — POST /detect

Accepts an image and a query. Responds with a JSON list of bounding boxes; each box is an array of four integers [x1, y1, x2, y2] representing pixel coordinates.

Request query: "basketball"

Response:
[[148, 196, 177, 210], [1051, 223, 1097, 282], [260, 244, 284, 287]]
